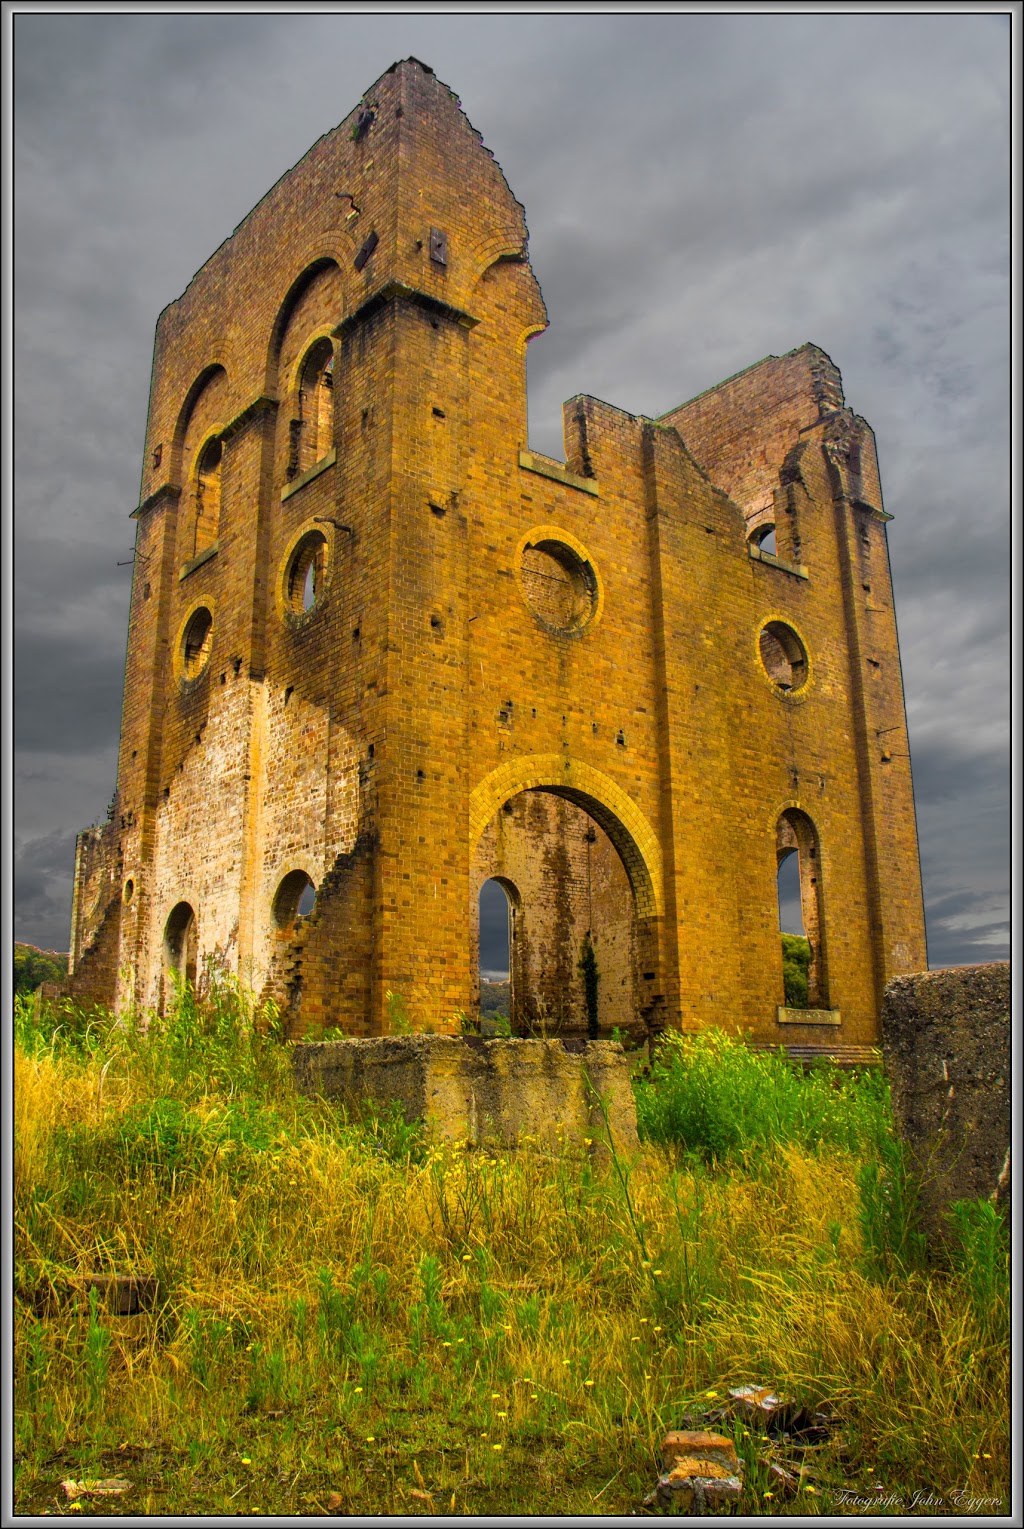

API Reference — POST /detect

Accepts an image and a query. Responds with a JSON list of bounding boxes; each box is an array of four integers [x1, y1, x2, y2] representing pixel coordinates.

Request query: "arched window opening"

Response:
[[194, 436, 222, 557], [181, 607, 214, 681], [751, 522, 777, 556], [776, 811, 827, 1008], [777, 849, 811, 1008], [284, 530, 328, 617], [273, 870, 317, 933], [291, 338, 335, 478], [164, 901, 198, 993], [478, 877, 515, 1032]]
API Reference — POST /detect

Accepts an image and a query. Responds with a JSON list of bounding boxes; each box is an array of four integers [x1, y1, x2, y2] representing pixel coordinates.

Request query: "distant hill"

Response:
[[14, 944, 68, 997], [480, 980, 510, 1018]]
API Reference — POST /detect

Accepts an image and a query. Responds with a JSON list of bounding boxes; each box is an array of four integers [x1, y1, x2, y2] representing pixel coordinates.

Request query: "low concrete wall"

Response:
[[881, 963, 1010, 1249], [291, 1035, 641, 1157]]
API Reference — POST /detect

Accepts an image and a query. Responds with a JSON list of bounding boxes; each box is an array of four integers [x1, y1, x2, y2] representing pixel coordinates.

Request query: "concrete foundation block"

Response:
[[291, 1035, 641, 1156], [881, 963, 1010, 1250]]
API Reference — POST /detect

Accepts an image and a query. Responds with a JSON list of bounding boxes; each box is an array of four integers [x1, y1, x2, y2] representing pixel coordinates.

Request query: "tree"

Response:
[[14, 944, 68, 998], [578, 932, 600, 1039], [781, 933, 812, 1008]]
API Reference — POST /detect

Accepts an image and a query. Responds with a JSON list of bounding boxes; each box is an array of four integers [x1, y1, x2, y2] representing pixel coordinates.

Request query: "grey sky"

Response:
[[11, 9, 1012, 972]]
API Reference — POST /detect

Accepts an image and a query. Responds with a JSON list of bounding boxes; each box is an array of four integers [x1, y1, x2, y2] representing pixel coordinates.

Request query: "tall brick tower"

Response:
[[68, 59, 927, 1051]]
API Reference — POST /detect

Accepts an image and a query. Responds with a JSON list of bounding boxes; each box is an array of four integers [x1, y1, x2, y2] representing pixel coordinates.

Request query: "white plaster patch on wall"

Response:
[[249, 683, 359, 988], [149, 681, 253, 1004]]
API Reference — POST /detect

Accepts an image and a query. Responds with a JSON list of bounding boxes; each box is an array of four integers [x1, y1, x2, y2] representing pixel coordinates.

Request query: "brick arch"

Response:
[[468, 755, 663, 920], [171, 363, 228, 479], [264, 255, 343, 391], [468, 234, 528, 282], [474, 247, 548, 355]]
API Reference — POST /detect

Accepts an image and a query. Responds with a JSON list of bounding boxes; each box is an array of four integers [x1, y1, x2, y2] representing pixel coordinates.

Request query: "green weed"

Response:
[[385, 989, 413, 1034], [946, 1198, 1009, 1341], [635, 1027, 888, 1161], [857, 1133, 927, 1279]]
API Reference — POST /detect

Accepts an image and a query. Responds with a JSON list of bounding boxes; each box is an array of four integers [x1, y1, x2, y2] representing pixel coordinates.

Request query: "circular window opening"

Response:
[[759, 621, 808, 693], [286, 531, 328, 616], [520, 539, 596, 633], [273, 870, 317, 931], [182, 607, 213, 680], [123, 877, 135, 906]]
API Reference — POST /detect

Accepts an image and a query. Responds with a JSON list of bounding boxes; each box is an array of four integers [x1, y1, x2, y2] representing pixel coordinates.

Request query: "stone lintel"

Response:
[[221, 393, 278, 443], [179, 542, 219, 581], [132, 482, 181, 520], [335, 280, 479, 338], [748, 544, 809, 579], [518, 450, 599, 496], [776, 1007, 841, 1026], [281, 448, 336, 502], [852, 497, 894, 523]]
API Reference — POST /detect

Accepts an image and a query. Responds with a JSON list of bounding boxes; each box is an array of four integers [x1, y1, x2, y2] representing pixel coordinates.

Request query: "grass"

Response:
[[13, 985, 1010, 1517]]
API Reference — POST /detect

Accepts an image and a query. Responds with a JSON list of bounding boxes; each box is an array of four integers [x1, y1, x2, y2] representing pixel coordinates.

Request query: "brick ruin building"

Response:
[[68, 58, 927, 1052]]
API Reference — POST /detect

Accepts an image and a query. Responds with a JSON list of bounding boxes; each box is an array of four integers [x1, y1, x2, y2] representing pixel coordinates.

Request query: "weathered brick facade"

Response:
[[68, 58, 927, 1047]]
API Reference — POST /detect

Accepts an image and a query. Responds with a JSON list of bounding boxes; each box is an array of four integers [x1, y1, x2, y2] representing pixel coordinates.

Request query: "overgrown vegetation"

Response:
[[14, 942, 68, 997], [479, 980, 510, 1019], [14, 990, 1008, 1517], [781, 932, 812, 1008]]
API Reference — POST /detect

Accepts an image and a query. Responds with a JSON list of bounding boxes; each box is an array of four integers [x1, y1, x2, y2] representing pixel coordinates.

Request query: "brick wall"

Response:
[[69, 58, 927, 1049]]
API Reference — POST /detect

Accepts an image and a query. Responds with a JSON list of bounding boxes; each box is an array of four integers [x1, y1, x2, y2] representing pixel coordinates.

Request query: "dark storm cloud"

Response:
[[14, 630, 125, 752], [12, 828, 81, 952], [11, 10, 1010, 969], [479, 882, 512, 979]]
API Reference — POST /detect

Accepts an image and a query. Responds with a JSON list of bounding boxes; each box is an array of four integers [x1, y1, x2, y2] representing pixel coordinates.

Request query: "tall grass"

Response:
[[13, 995, 1009, 1517], [634, 1027, 889, 1160]]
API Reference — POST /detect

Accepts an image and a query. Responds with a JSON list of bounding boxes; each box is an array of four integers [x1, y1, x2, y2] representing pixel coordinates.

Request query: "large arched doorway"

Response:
[[469, 761, 663, 1040]]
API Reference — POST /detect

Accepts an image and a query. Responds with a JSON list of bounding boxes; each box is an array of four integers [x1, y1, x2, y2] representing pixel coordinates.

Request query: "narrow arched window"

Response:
[[776, 809, 828, 1008], [478, 877, 517, 1033], [290, 339, 334, 479], [193, 436, 222, 557]]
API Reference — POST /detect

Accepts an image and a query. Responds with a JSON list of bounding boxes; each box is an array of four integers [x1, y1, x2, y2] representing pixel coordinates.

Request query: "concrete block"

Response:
[[291, 1035, 641, 1156], [881, 963, 1010, 1249]]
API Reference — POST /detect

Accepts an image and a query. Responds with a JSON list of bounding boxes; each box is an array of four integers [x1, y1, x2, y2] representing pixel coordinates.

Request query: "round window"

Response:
[[181, 607, 213, 680], [520, 539, 597, 633], [759, 620, 809, 693], [273, 869, 317, 931], [284, 530, 328, 617]]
